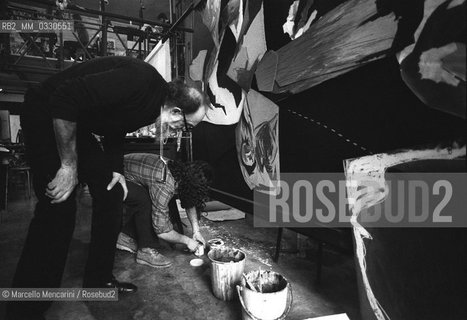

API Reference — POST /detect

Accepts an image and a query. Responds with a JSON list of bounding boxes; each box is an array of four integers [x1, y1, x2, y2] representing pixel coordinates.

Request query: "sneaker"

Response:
[[136, 248, 172, 268], [116, 232, 137, 254]]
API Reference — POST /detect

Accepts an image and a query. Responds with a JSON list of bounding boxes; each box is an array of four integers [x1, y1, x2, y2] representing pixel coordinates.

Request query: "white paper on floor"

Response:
[[202, 208, 246, 221]]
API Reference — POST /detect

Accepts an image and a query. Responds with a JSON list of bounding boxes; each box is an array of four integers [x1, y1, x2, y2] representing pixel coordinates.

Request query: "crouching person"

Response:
[[116, 153, 213, 267]]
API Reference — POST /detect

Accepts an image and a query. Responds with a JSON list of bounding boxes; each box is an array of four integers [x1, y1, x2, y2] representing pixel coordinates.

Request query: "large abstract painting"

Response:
[[235, 90, 280, 193], [192, 0, 266, 125]]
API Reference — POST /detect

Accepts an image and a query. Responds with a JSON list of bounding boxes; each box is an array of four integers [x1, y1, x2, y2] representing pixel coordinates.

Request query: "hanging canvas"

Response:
[[226, 2, 267, 90], [399, 0, 466, 118], [201, 0, 244, 125], [255, 0, 400, 94], [189, 50, 208, 82], [204, 52, 246, 125], [195, 0, 265, 125], [235, 90, 280, 194], [145, 39, 171, 82], [345, 144, 466, 320]]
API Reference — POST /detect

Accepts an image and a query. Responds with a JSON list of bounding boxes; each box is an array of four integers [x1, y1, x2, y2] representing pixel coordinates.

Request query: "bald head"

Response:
[[159, 80, 207, 135], [165, 79, 207, 115]]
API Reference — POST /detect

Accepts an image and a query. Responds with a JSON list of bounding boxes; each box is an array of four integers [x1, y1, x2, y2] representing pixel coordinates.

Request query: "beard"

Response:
[[154, 116, 179, 141]]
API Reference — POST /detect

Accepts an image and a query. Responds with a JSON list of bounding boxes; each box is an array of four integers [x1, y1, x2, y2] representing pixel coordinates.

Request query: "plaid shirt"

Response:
[[124, 153, 175, 234]]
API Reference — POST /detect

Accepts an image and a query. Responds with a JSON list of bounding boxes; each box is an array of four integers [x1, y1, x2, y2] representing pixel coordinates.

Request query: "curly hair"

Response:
[[168, 160, 214, 210], [166, 79, 206, 114]]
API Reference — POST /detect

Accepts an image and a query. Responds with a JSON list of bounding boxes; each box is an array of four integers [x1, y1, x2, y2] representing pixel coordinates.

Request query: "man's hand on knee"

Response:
[[46, 165, 78, 203]]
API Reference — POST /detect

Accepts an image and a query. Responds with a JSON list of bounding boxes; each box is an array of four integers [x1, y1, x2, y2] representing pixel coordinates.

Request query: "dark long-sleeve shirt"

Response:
[[23, 56, 168, 173]]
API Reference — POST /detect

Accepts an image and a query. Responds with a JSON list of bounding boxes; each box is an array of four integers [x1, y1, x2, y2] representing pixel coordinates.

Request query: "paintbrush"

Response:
[[243, 274, 257, 292], [259, 268, 263, 293]]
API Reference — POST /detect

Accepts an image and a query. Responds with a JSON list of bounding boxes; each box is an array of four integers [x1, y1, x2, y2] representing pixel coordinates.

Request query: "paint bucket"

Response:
[[207, 238, 224, 249], [237, 270, 293, 320], [208, 247, 246, 301]]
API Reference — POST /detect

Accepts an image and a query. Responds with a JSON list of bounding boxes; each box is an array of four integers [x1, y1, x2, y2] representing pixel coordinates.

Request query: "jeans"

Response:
[[122, 181, 159, 249]]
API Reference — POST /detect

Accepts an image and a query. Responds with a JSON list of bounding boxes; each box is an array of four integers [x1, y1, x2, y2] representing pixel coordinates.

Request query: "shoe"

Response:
[[116, 232, 137, 253], [103, 277, 138, 293], [136, 248, 172, 268]]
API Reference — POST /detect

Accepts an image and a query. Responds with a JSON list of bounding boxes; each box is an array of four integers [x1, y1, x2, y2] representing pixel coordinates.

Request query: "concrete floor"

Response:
[[0, 188, 360, 320]]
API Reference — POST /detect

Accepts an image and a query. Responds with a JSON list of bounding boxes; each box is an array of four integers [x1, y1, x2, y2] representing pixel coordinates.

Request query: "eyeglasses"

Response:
[[182, 111, 193, 132], [161, 111, 193, 142]]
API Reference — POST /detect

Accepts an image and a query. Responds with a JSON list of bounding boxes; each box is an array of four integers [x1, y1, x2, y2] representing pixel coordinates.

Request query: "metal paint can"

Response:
[[208, 238, 224, 249], [194, 244, 204, 257]]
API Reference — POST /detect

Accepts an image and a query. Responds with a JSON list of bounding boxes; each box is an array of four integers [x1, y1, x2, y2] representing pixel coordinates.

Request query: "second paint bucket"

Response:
[[237, 270, 293, 320]]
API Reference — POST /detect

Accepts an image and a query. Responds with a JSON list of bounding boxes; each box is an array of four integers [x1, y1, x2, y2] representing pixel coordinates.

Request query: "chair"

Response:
[[3, 153, 32, 217], [9, 165, 32, 198]]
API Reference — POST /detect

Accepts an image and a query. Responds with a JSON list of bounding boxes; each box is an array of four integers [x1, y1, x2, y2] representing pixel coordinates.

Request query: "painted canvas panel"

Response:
[[235, 90, 280, 193], [193, 0, 266, 125], [145, 40, 171, 82], [201, 0, 245, 125], [344, 144, 466, 320], [226, 2, 267, 90]]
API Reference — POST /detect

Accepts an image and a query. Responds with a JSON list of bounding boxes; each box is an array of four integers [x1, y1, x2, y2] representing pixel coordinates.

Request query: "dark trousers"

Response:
[[122, 181, 158, 249], [7, 109, 123, 319]]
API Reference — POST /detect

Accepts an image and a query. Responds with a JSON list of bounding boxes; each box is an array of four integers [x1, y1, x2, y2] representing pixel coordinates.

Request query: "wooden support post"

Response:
[[274, 227, 283, 262], [100, 0, 107, 56]]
